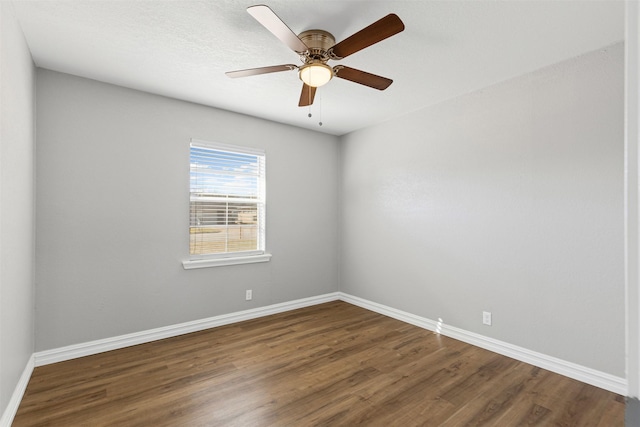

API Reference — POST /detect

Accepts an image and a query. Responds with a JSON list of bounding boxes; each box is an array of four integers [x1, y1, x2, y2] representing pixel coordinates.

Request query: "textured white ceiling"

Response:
[[11, 0, 624, 135]]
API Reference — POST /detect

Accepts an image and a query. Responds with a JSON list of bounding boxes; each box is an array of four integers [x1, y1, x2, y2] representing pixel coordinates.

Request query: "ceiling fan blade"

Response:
[[298, 84, 317, 107], [247, 5, 308, 54], [334, 66, 393, 90], [226, 64, 297, 78], [330, 14, 404, 59]]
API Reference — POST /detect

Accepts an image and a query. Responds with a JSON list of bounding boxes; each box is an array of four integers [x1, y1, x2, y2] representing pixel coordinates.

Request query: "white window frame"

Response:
[[182, 139, 271, 269]]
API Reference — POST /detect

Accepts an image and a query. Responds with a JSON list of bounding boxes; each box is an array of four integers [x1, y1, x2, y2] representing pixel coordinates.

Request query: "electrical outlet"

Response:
[[245, 289, 252, 301], [483, 311, 492, 326]]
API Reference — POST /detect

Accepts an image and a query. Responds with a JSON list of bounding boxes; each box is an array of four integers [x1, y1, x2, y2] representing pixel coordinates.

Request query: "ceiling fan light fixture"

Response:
[[228, 6, 405, 107], [299, 62, 333, 87]]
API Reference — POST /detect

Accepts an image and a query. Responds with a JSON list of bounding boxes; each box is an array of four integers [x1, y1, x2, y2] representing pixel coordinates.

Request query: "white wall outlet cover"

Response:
[[483, 311, 492, 326]]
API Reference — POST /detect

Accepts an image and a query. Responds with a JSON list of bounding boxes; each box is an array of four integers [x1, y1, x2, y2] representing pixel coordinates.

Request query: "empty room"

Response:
[[2, 0, 640, 425]]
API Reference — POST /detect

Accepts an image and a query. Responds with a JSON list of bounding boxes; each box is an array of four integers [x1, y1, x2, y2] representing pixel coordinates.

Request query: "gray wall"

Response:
[[340, 43, 625, 377], [35, 70, 340, 351], [0, 1, 35, 416], [33, 41, 627, 379], [626, 0, 640, 401]]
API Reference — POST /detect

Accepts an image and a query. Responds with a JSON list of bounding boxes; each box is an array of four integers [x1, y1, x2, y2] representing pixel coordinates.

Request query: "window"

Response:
[[184, 139, 269, 269]]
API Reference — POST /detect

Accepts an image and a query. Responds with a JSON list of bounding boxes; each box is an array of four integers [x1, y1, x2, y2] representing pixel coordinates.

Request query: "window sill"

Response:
[[182, 253, 272, 269]]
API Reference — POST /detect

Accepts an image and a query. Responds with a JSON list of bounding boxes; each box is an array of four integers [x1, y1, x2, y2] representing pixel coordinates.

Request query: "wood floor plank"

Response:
[[13, 301, 624, 426]]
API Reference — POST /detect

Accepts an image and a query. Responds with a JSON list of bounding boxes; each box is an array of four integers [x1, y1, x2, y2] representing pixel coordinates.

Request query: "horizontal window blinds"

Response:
[[189, 140, 265, 256]]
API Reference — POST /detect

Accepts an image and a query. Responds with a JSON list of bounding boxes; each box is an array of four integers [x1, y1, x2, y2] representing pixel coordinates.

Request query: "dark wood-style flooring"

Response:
[[13, 301, 624, 426]]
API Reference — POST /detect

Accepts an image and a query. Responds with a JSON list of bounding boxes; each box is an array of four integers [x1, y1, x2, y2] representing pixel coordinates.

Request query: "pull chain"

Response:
[[304, 88, 323, 127]]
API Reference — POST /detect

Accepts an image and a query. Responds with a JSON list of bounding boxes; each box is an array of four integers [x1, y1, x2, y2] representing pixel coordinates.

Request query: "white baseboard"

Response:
[[35, 292, 340, 366], [0, 354, 34, 427], [31, 290, 626, 396], [338, 292, 627, 396]]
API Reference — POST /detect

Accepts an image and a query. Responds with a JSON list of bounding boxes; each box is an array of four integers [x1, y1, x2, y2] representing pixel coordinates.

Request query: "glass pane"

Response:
[[189, 142, 263, 255]]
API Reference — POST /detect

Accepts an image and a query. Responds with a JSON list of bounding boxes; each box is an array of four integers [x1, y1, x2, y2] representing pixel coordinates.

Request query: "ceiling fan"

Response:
[[226, 5, 405, 107]]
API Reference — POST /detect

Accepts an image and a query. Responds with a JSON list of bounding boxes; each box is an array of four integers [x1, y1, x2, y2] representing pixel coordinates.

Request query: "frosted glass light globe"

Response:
[[299, 63, 333, 87]]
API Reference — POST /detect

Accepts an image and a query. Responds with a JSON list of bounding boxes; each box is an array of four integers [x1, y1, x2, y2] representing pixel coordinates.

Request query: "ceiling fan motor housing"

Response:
[[298, 30, 336, 62]]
